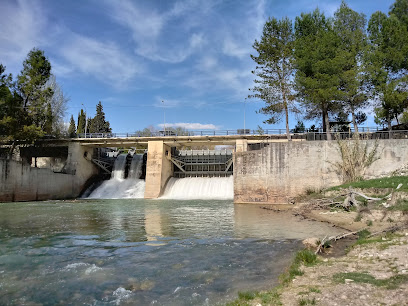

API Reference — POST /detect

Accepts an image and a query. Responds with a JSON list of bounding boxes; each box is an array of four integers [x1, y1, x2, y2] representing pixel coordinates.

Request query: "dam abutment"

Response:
[[0, 143, 98, 201], [234, 139, 408, 204]]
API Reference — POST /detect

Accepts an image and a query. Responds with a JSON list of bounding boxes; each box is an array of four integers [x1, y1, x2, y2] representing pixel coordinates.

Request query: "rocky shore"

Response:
[[229, 186, 408, 306]]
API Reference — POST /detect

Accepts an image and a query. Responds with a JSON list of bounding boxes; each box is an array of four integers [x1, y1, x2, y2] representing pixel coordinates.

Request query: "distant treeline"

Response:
[[250, 0, 408, 140]]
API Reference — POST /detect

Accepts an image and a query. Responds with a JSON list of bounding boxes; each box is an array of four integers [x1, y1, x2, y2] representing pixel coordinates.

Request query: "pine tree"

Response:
[[250, 17, 297, 141], [17, 48, 53, 130], [334, 1, 368, 132], [294, 9, 343, 140], [77, 109, 86, 134], [68, 115, 76, 138], [367, 7, 408, 130], [88, 101, 111, 133]]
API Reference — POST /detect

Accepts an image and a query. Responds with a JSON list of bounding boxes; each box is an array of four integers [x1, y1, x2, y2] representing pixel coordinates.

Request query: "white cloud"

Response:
[[104, 1, 210, 63], [158, 123, 220, 130], [59, 32, 142, 88], [0, 0, 46, 68], [222, 39, 250, 59]]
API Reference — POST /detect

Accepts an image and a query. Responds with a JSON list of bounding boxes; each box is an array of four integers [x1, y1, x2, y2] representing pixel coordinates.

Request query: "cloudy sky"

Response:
[[0, 0, 395, 133]]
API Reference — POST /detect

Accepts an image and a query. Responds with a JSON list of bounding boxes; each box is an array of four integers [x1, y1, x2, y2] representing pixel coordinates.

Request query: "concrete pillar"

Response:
[[144, 141, 173, 199], [235, 139, 248, 153]]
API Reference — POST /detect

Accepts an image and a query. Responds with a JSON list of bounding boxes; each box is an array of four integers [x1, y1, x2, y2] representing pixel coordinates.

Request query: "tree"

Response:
[[367, 9, 408, 130], [250, 17, 297, 141], [77, 109, 86, 134], [390, 0, 408, 28], [68, 115, 76, 138], [46, 75, 68, 136], [292, 120, 305, 133], [88, 101, 111, 133], [17, 48, 53, 131], [294, 9, 343, 140], [334, 1, 368, 132]]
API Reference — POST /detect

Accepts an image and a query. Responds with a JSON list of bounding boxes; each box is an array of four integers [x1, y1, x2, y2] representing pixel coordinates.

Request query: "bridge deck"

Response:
[[74, 134, 291, 148]]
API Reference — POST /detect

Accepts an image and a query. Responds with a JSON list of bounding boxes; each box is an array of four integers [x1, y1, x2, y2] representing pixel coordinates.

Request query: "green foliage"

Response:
[[388, 199, 408, 211], [367, 8, 408, 130], [292, 121, 305, 133], [308, 287, 321, 293], [256, 125, 265, 135], [88, 101, 111, 134], [77, 109, 86, 134], [0, 49, 68, 155], [237, 291, 256, 301], [68, 115, 76, 138], [333, 272, 408, 289], [332, 134, 380, 183], [298, 297, 316, 305], [333, 1, 369, 132], [17, 48, 53, 130], [330, 175, 408, 191], [294, 9, 343, 139], [250, 16, 297, 140]]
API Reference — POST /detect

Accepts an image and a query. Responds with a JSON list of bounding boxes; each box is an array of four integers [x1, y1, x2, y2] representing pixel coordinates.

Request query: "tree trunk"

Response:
[[323, 107, 331, 141], [387, 116, 392, 139], [284, 105, 291, 142], [351, 107, 358, 133]]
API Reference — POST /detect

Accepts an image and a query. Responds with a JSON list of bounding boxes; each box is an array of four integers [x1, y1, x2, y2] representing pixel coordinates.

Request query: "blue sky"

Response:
[[0, 0, 395, 133]]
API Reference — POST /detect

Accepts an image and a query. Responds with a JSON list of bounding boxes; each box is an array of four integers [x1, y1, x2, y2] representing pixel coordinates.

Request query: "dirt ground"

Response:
[[250, 195, 408, 306], [279, 231, 408, 305], [277, 202, 408, 306]]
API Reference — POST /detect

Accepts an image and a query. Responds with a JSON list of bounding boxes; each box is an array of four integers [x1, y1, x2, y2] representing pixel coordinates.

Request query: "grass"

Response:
[[227, 250, 318, 305], [328, 176, 408, 192], [388, 199, 408, 212], [333, 272, 408, 289], [298, 297, 316, 305]]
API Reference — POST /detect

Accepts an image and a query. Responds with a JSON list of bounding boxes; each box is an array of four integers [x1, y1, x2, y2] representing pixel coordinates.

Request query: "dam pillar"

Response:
[[235, 139, 248, 152], [144, 141, 173, 199]]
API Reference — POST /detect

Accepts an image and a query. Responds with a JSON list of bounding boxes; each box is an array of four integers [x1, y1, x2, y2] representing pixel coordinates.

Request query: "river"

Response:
[[0, 199, 340, 305]]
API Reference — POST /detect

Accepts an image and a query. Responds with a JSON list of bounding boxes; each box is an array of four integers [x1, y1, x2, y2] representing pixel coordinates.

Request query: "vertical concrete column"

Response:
[[144, 141, 173, 199], [235, 139, 248, 152]]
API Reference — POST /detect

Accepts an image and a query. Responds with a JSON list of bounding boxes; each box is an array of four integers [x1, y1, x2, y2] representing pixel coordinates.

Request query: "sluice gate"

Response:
[[170, 149, 233, 178]]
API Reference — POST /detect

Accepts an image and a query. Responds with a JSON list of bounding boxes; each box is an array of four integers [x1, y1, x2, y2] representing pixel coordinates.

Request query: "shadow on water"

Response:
[[0, 199, 341, 305]]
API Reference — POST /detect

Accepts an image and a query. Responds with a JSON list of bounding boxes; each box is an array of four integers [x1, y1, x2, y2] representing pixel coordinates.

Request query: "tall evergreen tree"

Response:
[[334, 1, 368, 132], [17, 48, 53, 131], [367, 8, 408, 130], [250, 17, 297, 141], [294, 9, 343, 140], [88, 101, 111, 133], [77, 109, 86, 134], [68, 115, 76, 138]]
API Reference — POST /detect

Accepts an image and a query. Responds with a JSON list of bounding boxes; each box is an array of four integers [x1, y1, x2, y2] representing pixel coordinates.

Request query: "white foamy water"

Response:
[[88, 154, 145, 199], [160, 176, 234, 200]]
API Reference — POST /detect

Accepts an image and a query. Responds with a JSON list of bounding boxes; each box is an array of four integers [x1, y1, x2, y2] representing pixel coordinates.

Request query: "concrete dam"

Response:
[[2, 134, 408, 203]]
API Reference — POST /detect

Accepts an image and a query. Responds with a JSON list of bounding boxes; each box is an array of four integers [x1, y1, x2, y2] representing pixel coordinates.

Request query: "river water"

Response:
[[0, 199, 340, 305]]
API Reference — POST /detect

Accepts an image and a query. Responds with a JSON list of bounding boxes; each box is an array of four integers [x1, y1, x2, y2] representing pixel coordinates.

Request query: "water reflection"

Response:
[[0, 200, 341, 305]]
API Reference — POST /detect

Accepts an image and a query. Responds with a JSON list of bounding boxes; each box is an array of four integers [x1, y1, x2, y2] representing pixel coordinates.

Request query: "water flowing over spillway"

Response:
[[160, 176, 234, 200], [87, 154, 145, 199]]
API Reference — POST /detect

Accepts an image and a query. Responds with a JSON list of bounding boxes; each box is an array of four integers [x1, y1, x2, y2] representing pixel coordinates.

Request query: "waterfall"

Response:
[[160, 176, 234, 200], [128, 154, 143, 179], [111, 154, 127, 179], [87, 154, 145, 199]]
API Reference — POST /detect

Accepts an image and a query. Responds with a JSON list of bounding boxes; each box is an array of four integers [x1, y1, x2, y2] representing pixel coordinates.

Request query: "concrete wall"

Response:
[[234, 139, 408, 204], [0, 143, 98, 202], [144, 141, 173, 198]]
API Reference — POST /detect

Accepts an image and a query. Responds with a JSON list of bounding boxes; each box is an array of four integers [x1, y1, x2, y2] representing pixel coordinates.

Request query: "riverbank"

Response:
[[228, 180, 408, 305]]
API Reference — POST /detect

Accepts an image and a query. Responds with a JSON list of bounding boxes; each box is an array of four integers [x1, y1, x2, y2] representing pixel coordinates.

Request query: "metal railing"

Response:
[[75, 127, 408, 140]]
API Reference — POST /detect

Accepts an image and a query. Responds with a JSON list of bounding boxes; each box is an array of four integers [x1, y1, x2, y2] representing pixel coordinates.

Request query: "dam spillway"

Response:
[[87, 154, 146, 199], [160, 176, 234, 200]]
